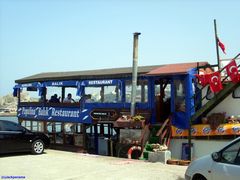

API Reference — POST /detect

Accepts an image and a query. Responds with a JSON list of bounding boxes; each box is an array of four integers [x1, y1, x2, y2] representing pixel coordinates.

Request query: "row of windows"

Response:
[[20, 120, 84, 146], [19, 80, 149, 104], [19, 120, 116, 146]]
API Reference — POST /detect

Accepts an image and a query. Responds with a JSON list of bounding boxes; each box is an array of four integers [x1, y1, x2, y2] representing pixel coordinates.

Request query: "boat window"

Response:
[[21, 120, 32, 130], [55, 122, 63, 144], [47, 122, 53, 133], [64, 123, 75, 134], [103, 85, 121, 102], [20, 87, 39, 103], [85, 85, 121, 103], [76, 123, 82, 133], [32, 121, 44, 132], [20, 120, 44, 132], [155, 83, 171, 102], [86, 126, 91, 133], [47, 122, 55, 144], [85, 87, 102, 102], [64, 87, 80, 102], [174, 79, 185, 112], [46, 87, 62, 102], [125, 80, 148, 103], [64, 123, 82, 134]]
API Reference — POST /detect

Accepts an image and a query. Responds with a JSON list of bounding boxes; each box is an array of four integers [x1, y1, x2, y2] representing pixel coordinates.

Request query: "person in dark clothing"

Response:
[[49, 94, 60, 103]]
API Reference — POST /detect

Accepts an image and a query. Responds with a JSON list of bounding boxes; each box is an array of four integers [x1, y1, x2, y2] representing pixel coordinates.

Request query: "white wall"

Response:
[[169, 139, 231, 160], [208, 94, 240, 117], [201, 86, 240, 117]]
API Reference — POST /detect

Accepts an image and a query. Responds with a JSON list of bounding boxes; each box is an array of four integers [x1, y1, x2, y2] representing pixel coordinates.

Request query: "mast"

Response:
[[214, 19, 221, 70]]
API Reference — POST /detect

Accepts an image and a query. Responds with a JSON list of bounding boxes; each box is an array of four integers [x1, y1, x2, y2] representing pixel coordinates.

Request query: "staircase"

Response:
[[191, 53, 240, 123], [191, 82, 240, 122]]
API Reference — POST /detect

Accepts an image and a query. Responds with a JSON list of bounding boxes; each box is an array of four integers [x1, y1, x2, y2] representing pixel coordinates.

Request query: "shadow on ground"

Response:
[[0, 152, 47, 158]]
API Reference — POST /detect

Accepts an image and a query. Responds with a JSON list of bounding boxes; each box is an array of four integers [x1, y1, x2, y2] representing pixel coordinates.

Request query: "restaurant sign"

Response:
[[17, 106, 92, 123]]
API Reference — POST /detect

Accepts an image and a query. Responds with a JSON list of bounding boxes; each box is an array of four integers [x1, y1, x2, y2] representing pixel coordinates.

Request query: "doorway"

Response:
[[85, 123, 118, 155], [154, 79, 171, 123]]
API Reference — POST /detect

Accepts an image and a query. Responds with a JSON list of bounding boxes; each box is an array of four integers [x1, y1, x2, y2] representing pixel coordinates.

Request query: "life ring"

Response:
[[127, 146, 142, 159]]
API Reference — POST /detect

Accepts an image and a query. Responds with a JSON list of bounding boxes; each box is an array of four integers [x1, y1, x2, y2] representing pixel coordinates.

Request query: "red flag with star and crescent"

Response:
[[195, 74, 210, 87], [209, 71, 223, 93], [217, 37, 226, 54], [225, 60, 240, 83]]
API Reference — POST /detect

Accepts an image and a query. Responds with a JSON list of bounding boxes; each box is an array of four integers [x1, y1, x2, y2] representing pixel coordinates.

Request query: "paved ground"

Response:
[[0, 150, 187, 180]]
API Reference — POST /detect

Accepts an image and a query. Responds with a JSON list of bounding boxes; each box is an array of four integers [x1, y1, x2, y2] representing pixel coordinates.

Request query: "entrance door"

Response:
[[154, 79, 171, 123], [46, 122, 63, 144], [86, 123, 117, 155], [55, 122, 63, 144]]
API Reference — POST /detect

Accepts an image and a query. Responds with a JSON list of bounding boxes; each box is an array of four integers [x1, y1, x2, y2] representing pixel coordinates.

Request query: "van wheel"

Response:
[[193, 174, 207, 180], [32, 140, 45, 154]]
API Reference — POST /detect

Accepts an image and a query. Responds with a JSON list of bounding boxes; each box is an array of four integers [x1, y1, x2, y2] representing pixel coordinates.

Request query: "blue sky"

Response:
[[0, 0, 239, 96]]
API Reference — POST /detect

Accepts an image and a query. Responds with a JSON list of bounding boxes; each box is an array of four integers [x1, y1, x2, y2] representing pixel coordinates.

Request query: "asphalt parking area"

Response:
[[0, 150, 187, 180]]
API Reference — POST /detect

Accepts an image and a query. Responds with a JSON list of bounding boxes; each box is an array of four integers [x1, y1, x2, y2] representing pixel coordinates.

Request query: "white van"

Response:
[[185, 137, 240, 180]]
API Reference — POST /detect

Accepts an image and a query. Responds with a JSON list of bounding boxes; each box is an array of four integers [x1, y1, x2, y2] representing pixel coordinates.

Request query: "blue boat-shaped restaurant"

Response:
[[14, 62, 240, 158]]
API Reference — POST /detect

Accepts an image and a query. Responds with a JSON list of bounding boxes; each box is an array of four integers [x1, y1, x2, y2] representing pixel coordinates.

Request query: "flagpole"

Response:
[[214, 19, 221, 70]]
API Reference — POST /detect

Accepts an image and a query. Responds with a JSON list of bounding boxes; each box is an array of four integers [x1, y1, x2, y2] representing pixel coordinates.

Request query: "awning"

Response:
[[13, 82, 43, 97]]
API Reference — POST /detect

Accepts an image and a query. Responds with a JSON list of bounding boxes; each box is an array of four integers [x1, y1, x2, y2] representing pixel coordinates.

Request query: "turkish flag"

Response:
[[225, 60, 240, 83], [209, 71, 223, 93], [217, 37, 226, 54], [195, 74, 210, 87]]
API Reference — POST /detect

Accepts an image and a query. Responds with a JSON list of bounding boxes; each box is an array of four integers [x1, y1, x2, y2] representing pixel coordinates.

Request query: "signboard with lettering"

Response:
[[77, 79, 122, 96], [80, 79, 121, 87], [17, 106, 92, 123], [14, 82, 41, 89], [90, 109, 118, 121], [43, 80, 78, 87]]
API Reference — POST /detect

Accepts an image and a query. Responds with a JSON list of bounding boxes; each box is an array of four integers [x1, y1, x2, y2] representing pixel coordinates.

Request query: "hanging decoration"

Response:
[[225, 60, 240, 83], [208, 71, 223, 93]]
